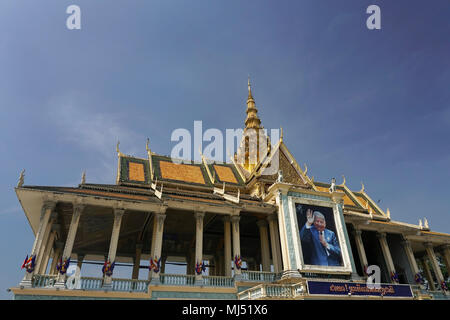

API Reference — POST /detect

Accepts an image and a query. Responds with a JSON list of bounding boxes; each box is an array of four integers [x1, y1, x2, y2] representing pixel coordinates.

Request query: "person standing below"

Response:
[[300, 209, 341, 266]]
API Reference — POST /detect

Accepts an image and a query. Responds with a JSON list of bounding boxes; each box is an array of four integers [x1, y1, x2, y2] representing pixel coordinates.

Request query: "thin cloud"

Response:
[[46, 92, 145, 183], [0, 205, 21, 216]]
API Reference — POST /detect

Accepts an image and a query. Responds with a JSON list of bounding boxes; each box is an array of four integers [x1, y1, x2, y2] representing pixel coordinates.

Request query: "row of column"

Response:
[[182, 214, 242, 283], [22, 201, 283, 287], [142, 212, 282, 282], [420, 243, 448, 291], [353, 229, 449, 289]]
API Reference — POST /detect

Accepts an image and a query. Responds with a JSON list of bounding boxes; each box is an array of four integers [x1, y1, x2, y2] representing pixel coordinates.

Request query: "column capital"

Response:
[[266, 214, 278, 222], [423, 242, 434, 249], [222, 215, 231, 223], [330, 192, 344, 204], [42, 200, 57, 211], [113, 208, 125, 217], [40, 201, 56, 221], [400, 239, 411, 247], [376, 232, 387, 239], [157, 204, 169, 214], [71, 205, 84, 220], [231, 208, 241, 216], [231, 215, 240, 224], [155, 212, 166, 232], [256, 219, 268, 228], [194, 211, 205, 220], [77, 253, 85, 261], [352, 229, 363, 236], [194, 211, 205, 231], [73, 203, 85, 213], [155, 212, 166, 220]]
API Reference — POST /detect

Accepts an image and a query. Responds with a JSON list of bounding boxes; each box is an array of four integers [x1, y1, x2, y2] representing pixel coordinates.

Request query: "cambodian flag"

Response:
[[21, 255, 29, 269]]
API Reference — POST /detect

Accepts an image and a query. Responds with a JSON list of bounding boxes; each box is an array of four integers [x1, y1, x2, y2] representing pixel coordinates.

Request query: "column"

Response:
[[257, 220, 271, 272], [231, 215, 242, 277], [49, 241, 64, 275], [424, 243, 445, 291], [421, 257, 436, 291], [401, 240, 420, 278], [20, 201, 56, 287], [54, 204, 84, 287], [35, 211, 58, 274], [38, 229, 57, 274], [267, 214, 282, 273], [132, 243, 143, 280], [194, 211, 205, 283], [377, 233, 397, 283], [103, 208, 125, 287], [353, 229, 368, 276], [223, 216, 232, 277], [149, 211, 166, 283]]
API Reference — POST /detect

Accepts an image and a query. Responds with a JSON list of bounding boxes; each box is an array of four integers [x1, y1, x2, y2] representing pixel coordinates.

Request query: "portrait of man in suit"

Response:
[[299, 207, 342, 266]]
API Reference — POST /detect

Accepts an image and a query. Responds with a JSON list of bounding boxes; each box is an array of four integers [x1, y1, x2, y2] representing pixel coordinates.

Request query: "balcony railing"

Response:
[[237, 282, 306, 300], [202, 275, 234, 287], [160, 273, 196, 286], [241, 271, 279, 282], [80, 277, 103, 290], [111, 278, 149, 292], [30, 271, 280, 293], [160, 274, 234, 287]]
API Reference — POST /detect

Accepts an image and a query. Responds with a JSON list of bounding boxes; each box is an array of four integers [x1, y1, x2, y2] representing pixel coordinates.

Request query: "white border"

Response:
[[288, 196, 353, 273]]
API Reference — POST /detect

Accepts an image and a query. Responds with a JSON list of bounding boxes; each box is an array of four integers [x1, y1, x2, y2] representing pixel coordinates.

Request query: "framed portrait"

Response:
[[288, 196, 353, 273]]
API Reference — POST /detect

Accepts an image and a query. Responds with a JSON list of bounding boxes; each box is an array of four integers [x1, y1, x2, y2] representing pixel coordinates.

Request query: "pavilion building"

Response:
[[10, 81, 450, 300]]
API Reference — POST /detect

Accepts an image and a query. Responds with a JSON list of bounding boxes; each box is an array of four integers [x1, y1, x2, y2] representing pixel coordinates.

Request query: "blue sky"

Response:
[[0, 1, 449, 298]]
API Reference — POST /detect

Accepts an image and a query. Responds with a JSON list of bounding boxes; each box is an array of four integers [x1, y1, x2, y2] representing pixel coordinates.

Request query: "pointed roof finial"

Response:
[[248, 74, 253, 100], [360, 182, 365, 193], [424, 217, 429, 229], [81, 171, 86, 184], [386, 208, 391, 219], [340, 175, 346, 186], [419, 219, 423, 229], [146, 138, 150, 152], [17, 169, 25, 187], [116, 140, 120, 154]]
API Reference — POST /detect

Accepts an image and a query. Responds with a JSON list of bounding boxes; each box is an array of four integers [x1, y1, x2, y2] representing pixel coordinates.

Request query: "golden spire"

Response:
[[245, 76, 261, 130], [248, 76, 253, 100], [236, 77, 271, 173]]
